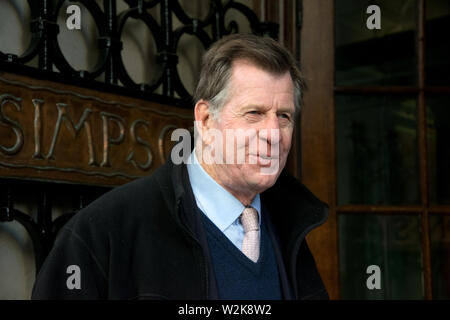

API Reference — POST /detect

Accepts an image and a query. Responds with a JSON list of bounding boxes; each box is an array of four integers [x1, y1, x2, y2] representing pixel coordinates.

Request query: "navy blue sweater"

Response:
[[200, 209, 282, 300]]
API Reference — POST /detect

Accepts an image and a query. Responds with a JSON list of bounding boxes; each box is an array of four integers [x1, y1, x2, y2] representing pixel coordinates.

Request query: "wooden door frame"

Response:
[[300, 0, 339, 299]]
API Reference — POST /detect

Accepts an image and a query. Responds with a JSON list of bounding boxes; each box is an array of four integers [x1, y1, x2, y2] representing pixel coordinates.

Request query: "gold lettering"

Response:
[[158, 125, 177, 163], [100, 111, 125, 167], [127, 119, 153, 170], [46, 103, 96, 165], [32, 99, 44, 159], [0, 94, 24, 155]]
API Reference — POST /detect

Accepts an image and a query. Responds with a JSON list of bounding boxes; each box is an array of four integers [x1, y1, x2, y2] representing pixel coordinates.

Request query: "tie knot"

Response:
[[240, 207, 259, 233]]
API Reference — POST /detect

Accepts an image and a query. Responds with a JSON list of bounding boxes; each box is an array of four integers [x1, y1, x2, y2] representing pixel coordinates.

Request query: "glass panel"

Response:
[[335, 0, 417, 85], [0, 221, 36, 299], [426, 0, 450, 85], [430, 214, 450, 299], [427, 95, 450, 205], [339, 214, 424, 299], [56, 3, 101, 72], [337, 95, 420, 205]]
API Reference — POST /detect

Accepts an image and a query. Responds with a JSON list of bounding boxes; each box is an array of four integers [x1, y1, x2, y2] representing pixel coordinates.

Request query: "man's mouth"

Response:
[[249, 154, 279, 166], [259, 155, 274, 160], [255, 153, 278, 159]]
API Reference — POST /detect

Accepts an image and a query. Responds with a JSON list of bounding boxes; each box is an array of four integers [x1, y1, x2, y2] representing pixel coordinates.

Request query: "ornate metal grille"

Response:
[[0, 180, 111, 274], [0, 0, 278, 107]]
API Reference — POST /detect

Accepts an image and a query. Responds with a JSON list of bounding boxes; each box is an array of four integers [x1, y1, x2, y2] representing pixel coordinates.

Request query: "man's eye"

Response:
[[279, 113, 291, 120], [246, 111, 262, 118]]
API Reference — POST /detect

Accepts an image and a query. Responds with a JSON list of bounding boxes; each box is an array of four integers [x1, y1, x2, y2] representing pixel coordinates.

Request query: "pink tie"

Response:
[[240, 207, 260, 262]]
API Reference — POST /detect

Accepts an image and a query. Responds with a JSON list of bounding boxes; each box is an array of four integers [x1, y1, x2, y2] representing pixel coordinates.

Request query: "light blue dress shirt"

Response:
[[186, 150, 261, 251]]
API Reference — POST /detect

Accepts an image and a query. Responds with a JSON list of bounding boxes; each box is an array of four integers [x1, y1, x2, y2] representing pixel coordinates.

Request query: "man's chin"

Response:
[[248, 171, 280, 192], [248, 159, 283, 177]]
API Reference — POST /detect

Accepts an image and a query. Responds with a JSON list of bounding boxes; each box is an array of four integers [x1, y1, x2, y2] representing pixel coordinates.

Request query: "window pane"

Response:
[[337, 95, 420, 205], [430, 214, 450, 299], [335, 0, 417, 85], [427, 95, 450, 205], [339, 214, 424, 299], [426, 0, 450, 85]]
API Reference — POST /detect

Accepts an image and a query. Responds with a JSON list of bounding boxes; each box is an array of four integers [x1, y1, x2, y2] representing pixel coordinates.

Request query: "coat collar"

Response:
[[261, 170, 329, 259], [166, 158, 329, 256]]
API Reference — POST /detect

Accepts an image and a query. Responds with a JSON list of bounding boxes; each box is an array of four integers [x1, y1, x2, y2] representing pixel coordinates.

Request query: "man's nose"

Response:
[[259, 114, 281, 145]]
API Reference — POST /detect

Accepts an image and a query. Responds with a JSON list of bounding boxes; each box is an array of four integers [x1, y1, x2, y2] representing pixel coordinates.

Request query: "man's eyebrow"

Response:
[[277, 106, 295, 114], [240, 104, 295, 114], [241, 104, 270, 111]]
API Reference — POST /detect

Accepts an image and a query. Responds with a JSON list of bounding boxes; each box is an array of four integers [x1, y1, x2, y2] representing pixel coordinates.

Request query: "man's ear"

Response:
[[194, 99, 212, 131]]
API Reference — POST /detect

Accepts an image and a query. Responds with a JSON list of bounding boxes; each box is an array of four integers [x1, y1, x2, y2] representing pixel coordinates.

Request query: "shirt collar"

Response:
[[186, 150, 261, 232]]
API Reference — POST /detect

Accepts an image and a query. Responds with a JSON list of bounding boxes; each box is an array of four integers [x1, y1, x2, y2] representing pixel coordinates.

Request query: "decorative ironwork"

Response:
[[0, 179, 111, 275], [0, 0, 279, 107]]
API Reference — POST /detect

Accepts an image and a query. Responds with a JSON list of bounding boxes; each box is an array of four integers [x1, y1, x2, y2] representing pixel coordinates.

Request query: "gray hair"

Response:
[[194, 34, 305, 119]]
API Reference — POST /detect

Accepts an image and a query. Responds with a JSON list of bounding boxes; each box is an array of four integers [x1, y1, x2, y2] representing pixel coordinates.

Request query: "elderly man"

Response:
[[32, 34, 329, 300]]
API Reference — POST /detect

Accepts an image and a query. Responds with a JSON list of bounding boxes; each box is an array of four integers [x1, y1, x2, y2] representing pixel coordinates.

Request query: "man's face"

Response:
[[198, 59, 295, 200]]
